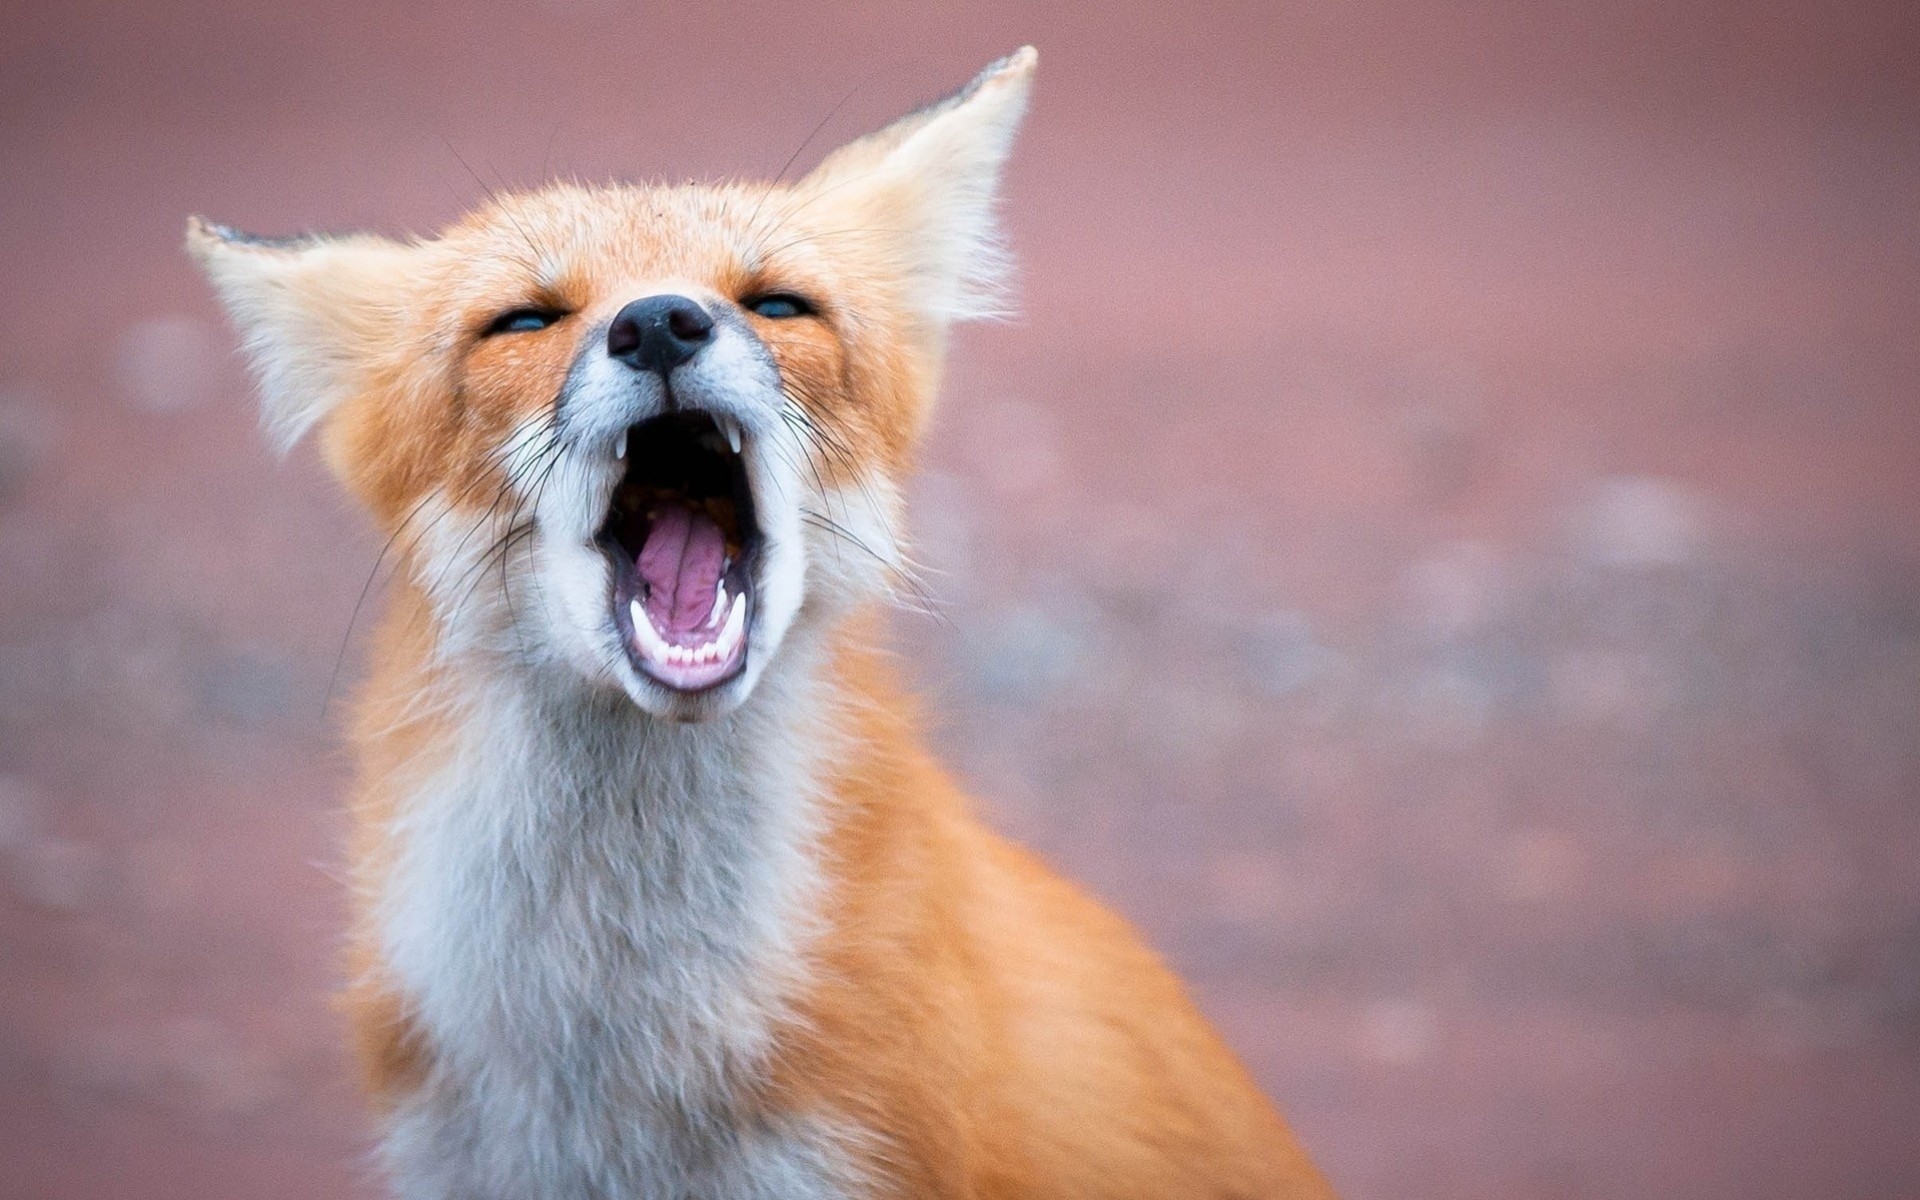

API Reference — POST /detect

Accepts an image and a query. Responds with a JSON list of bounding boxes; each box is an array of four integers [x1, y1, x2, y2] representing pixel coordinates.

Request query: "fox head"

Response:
[[189, 48, 1035, 721]]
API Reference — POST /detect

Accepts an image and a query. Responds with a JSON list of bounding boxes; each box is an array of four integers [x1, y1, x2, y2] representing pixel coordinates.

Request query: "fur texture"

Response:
[[190, 47, 1338, 1199]]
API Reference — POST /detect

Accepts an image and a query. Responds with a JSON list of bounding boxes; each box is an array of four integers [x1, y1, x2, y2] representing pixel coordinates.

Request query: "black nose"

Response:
[[606, 294, 714, 374]]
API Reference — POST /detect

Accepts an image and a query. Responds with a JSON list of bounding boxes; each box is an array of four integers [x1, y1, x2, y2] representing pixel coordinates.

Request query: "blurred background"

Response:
[[3, 1, 1918, 1196]]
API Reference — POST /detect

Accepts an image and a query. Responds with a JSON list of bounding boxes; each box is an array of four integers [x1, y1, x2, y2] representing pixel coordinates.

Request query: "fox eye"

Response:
[[743, 293, 815, 320], [483, 307, 567, 336]]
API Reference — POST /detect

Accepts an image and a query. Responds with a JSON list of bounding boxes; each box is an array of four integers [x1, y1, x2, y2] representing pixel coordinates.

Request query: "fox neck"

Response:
[[372, 594, 850, 1123]]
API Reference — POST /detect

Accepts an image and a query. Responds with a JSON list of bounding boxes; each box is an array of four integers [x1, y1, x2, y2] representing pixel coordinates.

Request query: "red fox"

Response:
[[188, 47, 1336, 1199]]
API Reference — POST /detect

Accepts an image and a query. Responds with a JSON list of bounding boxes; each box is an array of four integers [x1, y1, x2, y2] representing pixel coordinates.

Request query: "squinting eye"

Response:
[[483, 307, 567, 336], [744, 293, 815, 319]]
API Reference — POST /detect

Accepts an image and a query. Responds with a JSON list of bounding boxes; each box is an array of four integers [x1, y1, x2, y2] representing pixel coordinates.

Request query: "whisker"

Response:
[[739, 76, 872, 242], [800, 508, 946, 626], [327, 415, 563, 710]]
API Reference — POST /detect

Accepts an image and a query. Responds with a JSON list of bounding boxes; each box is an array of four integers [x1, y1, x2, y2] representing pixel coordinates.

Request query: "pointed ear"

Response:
[[185, 216, 412, 452], [797, 46, 1036, 327]]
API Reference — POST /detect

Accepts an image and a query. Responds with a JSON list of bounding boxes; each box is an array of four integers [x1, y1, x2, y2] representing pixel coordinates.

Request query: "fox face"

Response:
[[191, 49, 1034, 720]]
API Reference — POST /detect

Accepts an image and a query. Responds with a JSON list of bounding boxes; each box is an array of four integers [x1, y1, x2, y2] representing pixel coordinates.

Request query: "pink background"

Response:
[[2, 2, 1917, 1196]]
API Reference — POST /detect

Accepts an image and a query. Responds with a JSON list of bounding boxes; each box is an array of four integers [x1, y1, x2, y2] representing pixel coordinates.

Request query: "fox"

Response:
[[187, 47, 1336, 1200]]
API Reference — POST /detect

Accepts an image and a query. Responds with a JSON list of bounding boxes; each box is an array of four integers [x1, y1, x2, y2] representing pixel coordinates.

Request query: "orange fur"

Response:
[[192, 47, 1336, 1199], [767, 632, 1334, 1197]]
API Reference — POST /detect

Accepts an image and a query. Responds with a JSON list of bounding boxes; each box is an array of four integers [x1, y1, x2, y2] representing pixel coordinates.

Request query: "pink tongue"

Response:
[[636, 506, 727, 634]]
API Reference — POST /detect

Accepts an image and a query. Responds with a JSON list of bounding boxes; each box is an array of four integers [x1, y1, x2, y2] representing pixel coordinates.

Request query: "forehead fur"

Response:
[[437, 185, 771, 300]]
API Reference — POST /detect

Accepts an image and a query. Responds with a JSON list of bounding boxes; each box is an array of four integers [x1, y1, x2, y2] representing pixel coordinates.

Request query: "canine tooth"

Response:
[[614, 430, 628, 460], [718, 592, 747, 653], [630, 599, 670, 664], [721, 416, 742, 455], [708, 580, 728, 627]]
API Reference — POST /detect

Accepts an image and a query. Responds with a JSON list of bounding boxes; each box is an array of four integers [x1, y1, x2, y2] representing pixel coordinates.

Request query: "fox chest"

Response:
[[371, 744, 853, 1199], [383, 1063, 852, 1200]]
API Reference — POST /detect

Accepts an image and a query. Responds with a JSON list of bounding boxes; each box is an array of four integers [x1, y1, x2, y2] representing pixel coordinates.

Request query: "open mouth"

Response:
[[598, 411, 758, 693]]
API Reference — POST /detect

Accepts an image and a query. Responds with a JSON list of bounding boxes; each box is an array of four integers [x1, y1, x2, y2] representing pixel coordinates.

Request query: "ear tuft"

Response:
[[949, 45, 1038, 110], [186, 217, 409, 453], [187, 214, 323, 255], [799, 47, 1038, 328]]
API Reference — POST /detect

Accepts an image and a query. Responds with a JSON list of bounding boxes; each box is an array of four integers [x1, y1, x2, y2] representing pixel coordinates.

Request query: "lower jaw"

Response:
[[614, 593, 752, 695]]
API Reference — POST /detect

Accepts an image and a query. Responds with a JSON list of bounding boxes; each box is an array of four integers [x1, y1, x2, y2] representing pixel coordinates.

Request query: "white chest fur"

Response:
[[373, 666, 856, 1199]]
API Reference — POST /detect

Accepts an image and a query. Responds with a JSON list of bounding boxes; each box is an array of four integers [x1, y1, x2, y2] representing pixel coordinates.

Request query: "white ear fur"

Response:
[[798, 46, 1037, 326], [186, 217, 411, 452]]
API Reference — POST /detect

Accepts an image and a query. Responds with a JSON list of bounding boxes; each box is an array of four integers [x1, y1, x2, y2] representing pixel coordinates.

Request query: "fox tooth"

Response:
[[721, 416, 742, 455], [630, 599, 669, 664], [718, 592, 747, 653], [708, 580, 728, 627], [614, 430, 628, 461]]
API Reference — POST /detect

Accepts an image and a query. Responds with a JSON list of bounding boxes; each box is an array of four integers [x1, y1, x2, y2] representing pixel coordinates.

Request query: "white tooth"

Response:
[[630, 599, 670, 665], [708, 579, 728, 627], [717, 592, 747, 654], [614, 430, 628, 460], [722, 416, 742, 455]]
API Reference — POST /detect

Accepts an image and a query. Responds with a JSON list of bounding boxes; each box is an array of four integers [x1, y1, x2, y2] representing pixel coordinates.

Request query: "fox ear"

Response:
[[186, 216, 411, 452], [798, 46, 1036, 327]]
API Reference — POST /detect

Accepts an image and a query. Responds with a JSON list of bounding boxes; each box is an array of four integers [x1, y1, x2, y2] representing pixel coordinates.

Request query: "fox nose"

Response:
[[606, 295, 714, 374]]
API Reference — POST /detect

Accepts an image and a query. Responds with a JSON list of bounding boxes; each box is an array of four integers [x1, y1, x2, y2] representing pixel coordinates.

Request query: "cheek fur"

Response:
[[757, 315, 921, 491], [321, 363, 462, 531], [462, 329, 578, 445], [342, 332, 578, 536]]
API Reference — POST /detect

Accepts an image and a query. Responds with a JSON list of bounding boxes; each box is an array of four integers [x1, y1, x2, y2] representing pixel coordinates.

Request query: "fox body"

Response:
[[190, 49, 1335, 1200]]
